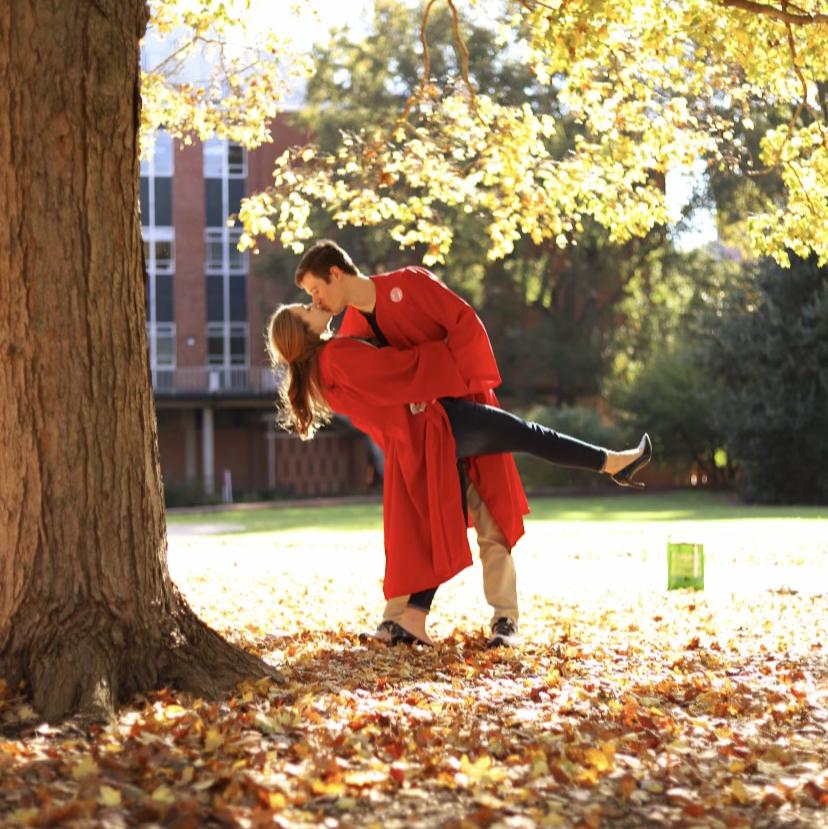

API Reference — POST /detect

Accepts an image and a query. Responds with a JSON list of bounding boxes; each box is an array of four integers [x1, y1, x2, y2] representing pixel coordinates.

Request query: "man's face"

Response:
[[299, 269, 347, 315]]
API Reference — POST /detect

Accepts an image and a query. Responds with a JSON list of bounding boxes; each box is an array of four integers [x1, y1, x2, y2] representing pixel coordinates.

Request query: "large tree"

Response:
[[0, 0, 275, 721]]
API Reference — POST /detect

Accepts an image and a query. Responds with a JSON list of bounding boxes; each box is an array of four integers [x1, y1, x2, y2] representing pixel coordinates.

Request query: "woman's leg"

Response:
[[408, 588, 437, 612], [440, 398, 608, 470], [395, 587, 437, 644]]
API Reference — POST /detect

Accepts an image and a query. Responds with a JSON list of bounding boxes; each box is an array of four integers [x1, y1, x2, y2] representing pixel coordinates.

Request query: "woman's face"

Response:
[[291, 303, 333, 336]]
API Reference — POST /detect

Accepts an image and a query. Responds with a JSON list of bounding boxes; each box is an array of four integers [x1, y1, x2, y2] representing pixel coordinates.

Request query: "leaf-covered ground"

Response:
[[2, 499, 827, 828]]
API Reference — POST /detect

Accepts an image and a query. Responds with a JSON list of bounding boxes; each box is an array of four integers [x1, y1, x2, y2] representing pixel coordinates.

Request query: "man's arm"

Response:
[[404, 267, 501, 394]]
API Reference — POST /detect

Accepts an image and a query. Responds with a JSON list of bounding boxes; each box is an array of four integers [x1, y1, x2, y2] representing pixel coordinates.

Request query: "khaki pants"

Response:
[[382, 481, 518, 628]]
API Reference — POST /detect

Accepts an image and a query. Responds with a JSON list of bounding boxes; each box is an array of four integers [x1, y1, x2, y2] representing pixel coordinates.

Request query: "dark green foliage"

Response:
[[514, 405, 626, 491], [706, 255, 828, 503], [616, 253, 828, 502], [611, 341, 725, 484], [162, 481, 222, 508], [606, 250, 739, 483]]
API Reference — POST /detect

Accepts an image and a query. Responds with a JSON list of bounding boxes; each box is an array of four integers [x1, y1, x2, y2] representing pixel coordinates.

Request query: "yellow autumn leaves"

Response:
[[142, 0, 827, 267], [141, 0, 315, 153]]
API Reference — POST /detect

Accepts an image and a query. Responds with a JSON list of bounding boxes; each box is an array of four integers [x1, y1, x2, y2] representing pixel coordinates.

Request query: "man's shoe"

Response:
[[488, 617, 520, 648]]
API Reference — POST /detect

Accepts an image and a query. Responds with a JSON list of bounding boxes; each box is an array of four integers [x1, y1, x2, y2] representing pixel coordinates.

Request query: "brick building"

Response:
[[141, 120, 372, 503]]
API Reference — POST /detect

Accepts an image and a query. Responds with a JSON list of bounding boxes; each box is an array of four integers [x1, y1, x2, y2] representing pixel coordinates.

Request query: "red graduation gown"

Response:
[[332, 266, 529, 597]]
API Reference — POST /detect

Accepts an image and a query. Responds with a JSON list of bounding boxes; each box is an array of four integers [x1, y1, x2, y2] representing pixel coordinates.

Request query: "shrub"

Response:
[[705, 255, 828, 503], [610, 341, 728, 485], [162, 481, 222, 509]]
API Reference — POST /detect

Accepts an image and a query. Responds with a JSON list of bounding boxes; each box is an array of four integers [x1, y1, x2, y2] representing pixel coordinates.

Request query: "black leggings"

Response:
[[407, 399, 608, 613], [441, 398, 607, 470]]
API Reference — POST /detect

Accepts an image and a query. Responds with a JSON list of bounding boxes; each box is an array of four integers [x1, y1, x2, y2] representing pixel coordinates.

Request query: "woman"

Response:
[[268, 303, 651, 644]]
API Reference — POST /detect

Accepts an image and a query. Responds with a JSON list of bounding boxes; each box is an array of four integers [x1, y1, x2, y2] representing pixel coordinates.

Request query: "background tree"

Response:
[[240, 0, 828, 269], [704, 254, 828, 503], [268, 0, 690, 403], [0, 0, 276, 722]]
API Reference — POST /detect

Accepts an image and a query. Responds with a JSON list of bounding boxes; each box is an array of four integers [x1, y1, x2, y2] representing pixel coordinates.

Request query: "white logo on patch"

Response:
[[390, 287, 404, 303]]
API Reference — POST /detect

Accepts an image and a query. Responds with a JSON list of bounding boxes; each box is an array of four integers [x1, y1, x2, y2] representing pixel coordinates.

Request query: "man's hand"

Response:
[[409, 402, 427, 414]]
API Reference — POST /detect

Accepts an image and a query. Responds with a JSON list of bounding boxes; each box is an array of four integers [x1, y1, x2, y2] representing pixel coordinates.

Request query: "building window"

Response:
[[140, 131, 173, 229], [153, 177, 173, 226], [153, 323, 176, 366], [229, 277, 247, 321], [207, 323, 248, 366], [141, 131, 176, 381], [203, 138, 248, 371]]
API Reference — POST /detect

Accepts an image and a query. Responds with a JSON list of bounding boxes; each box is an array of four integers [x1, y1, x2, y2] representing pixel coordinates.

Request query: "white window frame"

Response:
[[207, 321, 249, 393], [143, 225, 176, 374], [203, 137, 247, 179], [203, 138, 248, 373], [141, 130, 174, 229], [205, 227, 246, 273]]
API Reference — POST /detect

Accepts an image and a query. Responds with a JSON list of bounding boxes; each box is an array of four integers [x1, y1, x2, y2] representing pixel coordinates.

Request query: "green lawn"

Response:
[[167, 490, 828, 535]]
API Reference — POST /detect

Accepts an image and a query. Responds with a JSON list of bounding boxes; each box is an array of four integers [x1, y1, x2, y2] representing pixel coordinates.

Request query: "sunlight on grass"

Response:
[[167, 491, 828, 643]]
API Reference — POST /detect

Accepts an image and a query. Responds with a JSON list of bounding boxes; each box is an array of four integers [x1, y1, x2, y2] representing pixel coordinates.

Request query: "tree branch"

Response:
[[747, 5, 824, 177], [785, 11, 819, 120], [718, 0, 828, 25], [398, 0, 440, 125], [446, 0, 476, 104], [785, 160, 818, 213]]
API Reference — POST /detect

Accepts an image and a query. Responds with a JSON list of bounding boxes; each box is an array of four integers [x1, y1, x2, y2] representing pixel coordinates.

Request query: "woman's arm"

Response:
[[323, 337, 470, 407]]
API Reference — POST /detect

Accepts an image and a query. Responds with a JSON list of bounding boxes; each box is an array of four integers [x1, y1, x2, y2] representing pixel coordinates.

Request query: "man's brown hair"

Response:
[[294, 239, 358, 286]]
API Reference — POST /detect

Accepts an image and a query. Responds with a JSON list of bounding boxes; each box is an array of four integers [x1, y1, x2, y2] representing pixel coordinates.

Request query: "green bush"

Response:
[[162, 481, 222, 509], [705, 255, 828, 503], [514, 405, 626, 491], [609, 341, 728, 485]]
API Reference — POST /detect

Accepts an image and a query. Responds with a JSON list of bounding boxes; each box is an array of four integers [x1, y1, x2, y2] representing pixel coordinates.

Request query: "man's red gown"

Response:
[[323, 266, 529, 598]]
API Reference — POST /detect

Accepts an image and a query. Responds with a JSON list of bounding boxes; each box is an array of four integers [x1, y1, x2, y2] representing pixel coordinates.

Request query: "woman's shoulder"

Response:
[[320, 337, 373, 370], [326, 336, 373, 354]]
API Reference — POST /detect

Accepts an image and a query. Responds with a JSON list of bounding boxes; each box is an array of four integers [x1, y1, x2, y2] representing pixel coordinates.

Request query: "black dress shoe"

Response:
[[358, 620, 398, 643], [611, 433, 652, 489], [387, 621, 418, 645], [358, 620, 418, 645]]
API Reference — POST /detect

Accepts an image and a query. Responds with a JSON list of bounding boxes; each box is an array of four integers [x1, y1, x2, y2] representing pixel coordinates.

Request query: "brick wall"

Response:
[[274, 432, 371, 497], [173, 141, 207, 368], [247, 115, 312, 368]]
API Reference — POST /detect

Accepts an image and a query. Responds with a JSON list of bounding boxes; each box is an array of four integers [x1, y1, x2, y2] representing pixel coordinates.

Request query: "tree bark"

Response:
[[0, 0, 275, 721]]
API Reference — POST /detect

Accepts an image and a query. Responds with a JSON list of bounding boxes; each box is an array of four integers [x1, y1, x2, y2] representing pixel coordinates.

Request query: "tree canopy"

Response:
[[261, 1, 696, 404], [142, 0, 314, 150], [147, 0, 819, 267]]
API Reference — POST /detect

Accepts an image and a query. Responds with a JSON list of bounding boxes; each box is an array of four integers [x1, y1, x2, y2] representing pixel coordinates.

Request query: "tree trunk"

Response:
[[0, 0, 274, 722]]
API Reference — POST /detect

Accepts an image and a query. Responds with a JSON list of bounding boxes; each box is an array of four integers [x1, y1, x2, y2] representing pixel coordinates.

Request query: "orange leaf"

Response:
[[618, 774, 637, 799]]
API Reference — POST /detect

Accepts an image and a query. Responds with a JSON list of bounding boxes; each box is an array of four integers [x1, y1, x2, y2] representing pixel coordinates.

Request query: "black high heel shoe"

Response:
[[611, 433, 652, 489]]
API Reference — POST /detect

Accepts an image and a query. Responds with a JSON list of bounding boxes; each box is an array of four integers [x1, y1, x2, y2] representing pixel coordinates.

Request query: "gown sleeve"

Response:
[[405, 268, 501, 392], [323, 337, 470, 407], [338, 306, 373, 339]]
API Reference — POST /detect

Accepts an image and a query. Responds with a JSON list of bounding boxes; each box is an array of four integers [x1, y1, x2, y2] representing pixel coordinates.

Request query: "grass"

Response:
[[167, 489, 828, 536]]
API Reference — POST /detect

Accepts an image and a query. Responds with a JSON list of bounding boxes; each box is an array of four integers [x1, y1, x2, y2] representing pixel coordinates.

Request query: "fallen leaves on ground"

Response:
[[1, 524, 827, 828]]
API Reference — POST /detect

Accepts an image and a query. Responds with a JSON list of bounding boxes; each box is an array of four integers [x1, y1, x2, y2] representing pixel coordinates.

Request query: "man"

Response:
[[294, 239, 529, 648]]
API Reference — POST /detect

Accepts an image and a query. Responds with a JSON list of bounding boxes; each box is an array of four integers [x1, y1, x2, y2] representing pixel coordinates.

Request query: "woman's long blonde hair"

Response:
[[266, 305, 332, 440]]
